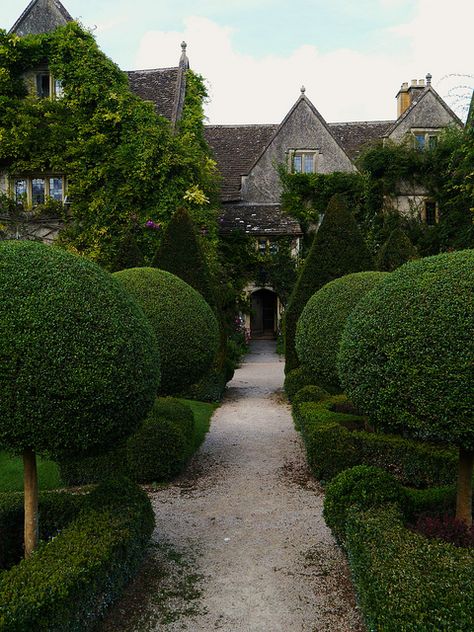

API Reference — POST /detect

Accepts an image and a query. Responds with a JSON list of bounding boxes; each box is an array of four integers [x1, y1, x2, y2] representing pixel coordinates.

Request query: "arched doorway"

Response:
[[250, 289, 278, 339]]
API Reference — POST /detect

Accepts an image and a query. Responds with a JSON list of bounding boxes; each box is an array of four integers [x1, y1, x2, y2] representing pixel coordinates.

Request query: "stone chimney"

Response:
[[396, 76, 431, 117]]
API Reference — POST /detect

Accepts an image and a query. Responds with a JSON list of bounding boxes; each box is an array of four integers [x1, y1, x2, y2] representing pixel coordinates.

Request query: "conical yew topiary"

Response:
[[284, 194, 373, 373], [152, 207, 217, 312], [376, 227, 418, 272]]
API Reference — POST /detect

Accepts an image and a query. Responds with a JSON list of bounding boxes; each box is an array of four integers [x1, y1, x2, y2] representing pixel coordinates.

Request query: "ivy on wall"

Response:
[[0, 23, 219, 269]]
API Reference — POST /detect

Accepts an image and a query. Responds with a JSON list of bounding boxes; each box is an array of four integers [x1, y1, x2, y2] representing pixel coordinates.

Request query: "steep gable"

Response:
[[241, 92, 355, 204], [9, 0, 72, 36], [387, 86, 463, 141]]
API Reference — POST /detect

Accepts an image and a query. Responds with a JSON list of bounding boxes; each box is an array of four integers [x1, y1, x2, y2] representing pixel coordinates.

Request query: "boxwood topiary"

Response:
[[296, 271, 388, 391], [323, 465, 404, 543], [0, 240, 160, 554], [338, 250, 474, 525], [284, 194, 373, 373], [284, 367, 315, 401], [376, 227, 418, 272], [114, 267, 219, 394]]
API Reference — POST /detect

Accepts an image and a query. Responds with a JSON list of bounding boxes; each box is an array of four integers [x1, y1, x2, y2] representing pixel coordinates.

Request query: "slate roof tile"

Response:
[[328, 120, 394, 159], [127, 67, 181, 122], [219, 203, 302, 236]]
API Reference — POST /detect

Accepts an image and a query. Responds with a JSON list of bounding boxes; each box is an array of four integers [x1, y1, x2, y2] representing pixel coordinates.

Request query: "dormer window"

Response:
[[289, 150, 318, 174], [413, 130, 439, 151], [33, 71, 63, 99]]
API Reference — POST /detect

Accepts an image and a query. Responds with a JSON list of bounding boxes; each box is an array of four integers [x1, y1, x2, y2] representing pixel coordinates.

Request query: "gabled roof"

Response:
[[204, 125, 278, 201], [329, 120, 394, 159], [248, 92, 355, 176], [127, 43, 190, 127], [385, 85, 464, 137], [9, 0, 72, 36], [219, 203, 302, 236]]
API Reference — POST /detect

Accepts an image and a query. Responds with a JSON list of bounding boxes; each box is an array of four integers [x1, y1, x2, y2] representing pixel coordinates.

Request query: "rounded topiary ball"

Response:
[[0, 241, 160, 456], [338, 251, 474, 448], [296, 272, 388, 391], [113, 267, 219, 394], [323, 465, 403, 543]]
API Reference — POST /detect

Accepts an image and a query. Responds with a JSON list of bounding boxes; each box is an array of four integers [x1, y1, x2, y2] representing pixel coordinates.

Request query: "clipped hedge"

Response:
[[346, 505, 474, 631], [283, 367, 315, 401], [0, 478, 154, 631], [295, 396, 457, 487], [296, 271, 388, 391], [114, 267, 219, 394], [376, 227, 418, 272], [292, 385, 330, 413], [59, 398, 195, 485]]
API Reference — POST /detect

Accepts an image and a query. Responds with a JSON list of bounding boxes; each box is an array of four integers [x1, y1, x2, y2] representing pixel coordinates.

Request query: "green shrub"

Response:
[[284, 194, 373, 372], [295, 396, 458, 486], [376, 227, 418, 272], [296, 271, 388, 390], [284, 367, 315, 401], [58, 443, 128, 486], [323, 465, 404, 543], [293, 385, 330, 410], [114, 267, 219, 394], [338, 249, 474, 448], [183, 368, 227, 402], [0, 478, 154, 631], [0, 241, 160, 458], [151, 398, 195, 439], [346, 505, 474, 630], [403, 485, 457, 523]]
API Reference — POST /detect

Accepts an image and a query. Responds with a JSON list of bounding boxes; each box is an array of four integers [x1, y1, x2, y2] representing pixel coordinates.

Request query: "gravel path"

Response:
[[102, 341, 364, 631]]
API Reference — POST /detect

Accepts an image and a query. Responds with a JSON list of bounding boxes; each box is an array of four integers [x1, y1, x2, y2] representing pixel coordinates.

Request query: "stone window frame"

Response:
[[288, 149, 319, 174], [423, 199, 439, 225], [412, 129, 439, 151], [10, 175, 67, 208], [25, 66, 64, 100]]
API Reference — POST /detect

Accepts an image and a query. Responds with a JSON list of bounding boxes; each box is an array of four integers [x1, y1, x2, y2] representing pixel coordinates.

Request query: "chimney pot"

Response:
[[419, 79, 425, 87], [411, 79, 417, 86], [426, 73, 432, 86]]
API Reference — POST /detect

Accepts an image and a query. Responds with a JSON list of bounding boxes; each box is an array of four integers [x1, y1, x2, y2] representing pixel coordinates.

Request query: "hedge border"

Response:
[[294, 395, 457, 487]]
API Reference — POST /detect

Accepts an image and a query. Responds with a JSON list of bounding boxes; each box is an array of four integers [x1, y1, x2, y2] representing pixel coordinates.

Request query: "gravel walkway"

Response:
[[102, 340, 364, 631]]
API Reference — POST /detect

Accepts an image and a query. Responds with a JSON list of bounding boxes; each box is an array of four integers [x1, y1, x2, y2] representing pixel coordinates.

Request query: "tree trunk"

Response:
[[456, 448, 473, 527], [23, 448, 39, 557]]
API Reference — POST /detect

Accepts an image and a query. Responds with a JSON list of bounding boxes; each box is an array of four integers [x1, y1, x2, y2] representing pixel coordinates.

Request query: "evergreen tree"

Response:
[[152, 207, 217, 311], [376, 228, 418, 272], [284, 194, 373, 372], [110, 229, 145, 272]]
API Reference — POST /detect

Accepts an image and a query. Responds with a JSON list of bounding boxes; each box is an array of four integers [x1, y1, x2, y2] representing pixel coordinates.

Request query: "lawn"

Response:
[[0, 398, 217, 493]]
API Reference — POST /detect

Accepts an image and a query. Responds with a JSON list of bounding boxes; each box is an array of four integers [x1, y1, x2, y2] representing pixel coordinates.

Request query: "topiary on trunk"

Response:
[[284, 194, 373, 372], [338, 250, 474, 526], [376, 227, 418, 272], [0, 241, 160, 556]]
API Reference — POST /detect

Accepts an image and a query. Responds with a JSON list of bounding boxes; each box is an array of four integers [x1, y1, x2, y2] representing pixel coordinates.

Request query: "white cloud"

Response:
[[134, 2, 473, 124]]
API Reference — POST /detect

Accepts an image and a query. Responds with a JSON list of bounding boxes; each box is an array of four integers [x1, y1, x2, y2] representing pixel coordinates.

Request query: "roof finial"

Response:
[[300, 85, 306, 95], [179, 41, 189, 69], [426, 72, 432, 86]]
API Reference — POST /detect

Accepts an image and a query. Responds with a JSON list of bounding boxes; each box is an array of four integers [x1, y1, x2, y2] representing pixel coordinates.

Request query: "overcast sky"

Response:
[[4, 0, 473, 124]]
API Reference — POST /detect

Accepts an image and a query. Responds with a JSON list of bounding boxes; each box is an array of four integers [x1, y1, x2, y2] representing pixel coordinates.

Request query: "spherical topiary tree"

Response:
[[284, 194, 373, 373], [376, 228, 418, 272], [296, 272, 388, 391], [113, 267, 219, 394], [0, 241, 160, 555], [338, 250, 474, 525]]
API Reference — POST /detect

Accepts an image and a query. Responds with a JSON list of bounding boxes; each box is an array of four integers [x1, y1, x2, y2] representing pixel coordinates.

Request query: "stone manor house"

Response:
[[2, 0, 465, 338]]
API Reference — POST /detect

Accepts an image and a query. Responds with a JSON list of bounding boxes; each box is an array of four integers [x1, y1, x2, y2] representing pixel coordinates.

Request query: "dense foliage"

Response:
[[113, 267, 219, 394], [338, 251, 474, 448], [0, 240, 160, 456], [296, 271, 388, 391], [294, 396, 457, 488], [0, 24, 219, 268], [0, 478, 154, 631], [376, 227, 418, 271], [284, 194, 373, 372]]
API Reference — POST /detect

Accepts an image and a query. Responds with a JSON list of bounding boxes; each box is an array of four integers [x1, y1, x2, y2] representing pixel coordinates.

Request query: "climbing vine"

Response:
[[0, 23, 219, 269]]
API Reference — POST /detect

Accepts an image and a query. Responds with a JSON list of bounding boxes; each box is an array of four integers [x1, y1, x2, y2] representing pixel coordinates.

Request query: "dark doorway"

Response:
[[250, 289, 277, 339]]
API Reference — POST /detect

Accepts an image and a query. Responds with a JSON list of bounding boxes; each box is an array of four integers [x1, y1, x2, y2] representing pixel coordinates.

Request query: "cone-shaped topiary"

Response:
[[110, 230, 145, 272], [376, 228, 418, 272], [152, 207, 218, 312], [296, 271, 388, 391], [0, 240, 160, 555], [284, 194, 373, 372], [338, 250, 474, 526], [114, 267, 219, 394]]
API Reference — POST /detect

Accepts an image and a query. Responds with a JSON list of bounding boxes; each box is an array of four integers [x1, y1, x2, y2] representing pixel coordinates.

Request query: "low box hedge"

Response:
[[295, 395, 457, 487], [0, 477, 154, 631], [346, 505, 474, 631]]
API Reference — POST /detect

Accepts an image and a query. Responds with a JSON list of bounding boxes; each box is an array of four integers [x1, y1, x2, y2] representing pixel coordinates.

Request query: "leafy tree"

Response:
[[338, 250, 474, 526], [284, 194, 373, 372], [0, 241, 160, 555], [376, 228, 418, 271]]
